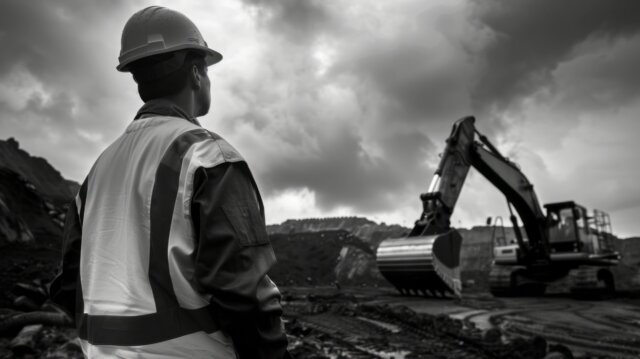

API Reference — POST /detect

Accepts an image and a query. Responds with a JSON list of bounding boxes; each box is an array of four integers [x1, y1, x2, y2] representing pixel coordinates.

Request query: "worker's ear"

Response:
[[190, 64, 202, 90]]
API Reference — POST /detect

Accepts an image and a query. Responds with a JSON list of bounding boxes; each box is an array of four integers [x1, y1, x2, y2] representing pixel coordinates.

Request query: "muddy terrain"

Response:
[[3, 285, 639, 358], [281, 286, 640, 359]]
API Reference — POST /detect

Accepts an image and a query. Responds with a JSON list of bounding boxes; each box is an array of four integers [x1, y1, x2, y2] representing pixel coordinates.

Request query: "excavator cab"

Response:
[[545, 201, 616, 256], [545, 202, 583, 253]]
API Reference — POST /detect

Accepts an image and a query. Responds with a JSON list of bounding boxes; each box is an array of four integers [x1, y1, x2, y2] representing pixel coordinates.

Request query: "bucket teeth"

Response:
[[376, 229, 463, 297]]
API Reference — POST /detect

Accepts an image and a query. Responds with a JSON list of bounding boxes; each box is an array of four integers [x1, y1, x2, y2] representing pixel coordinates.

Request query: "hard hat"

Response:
[[117, 6, 222, 72]]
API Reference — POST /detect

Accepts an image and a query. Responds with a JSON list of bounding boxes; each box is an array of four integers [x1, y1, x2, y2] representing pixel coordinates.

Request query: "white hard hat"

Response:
[[117, 6, 222, 72]]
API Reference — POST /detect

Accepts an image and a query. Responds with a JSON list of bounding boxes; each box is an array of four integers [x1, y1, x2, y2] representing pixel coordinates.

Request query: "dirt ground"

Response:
[[282, 286, 640, 359], [1, 285, 640, 358]]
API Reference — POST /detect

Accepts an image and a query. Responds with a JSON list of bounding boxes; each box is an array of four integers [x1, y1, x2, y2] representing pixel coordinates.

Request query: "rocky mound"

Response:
[[0, 138, 77, 246], [269, 230, 387, 287], [0, 138, 78, 206], [268, 218, 409, 288], [0, 138, 79, 307]]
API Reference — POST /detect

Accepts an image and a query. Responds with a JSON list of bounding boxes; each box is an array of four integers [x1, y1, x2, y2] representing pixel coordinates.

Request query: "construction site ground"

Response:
[[282, 286, 640, 359]]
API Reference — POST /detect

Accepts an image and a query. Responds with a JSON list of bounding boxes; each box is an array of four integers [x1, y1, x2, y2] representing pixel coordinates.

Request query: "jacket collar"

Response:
[[134, 99, 201, 126]]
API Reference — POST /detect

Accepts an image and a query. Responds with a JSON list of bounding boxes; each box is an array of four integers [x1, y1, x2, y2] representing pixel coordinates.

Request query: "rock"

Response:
[[543, 353, 566, 359], [9, 324, 42, 355], [0, 311, 72, 337], [12, 296, 40, 312], [12, 282, 47, 305], [483, 328, 502, 343], [531, 336, 548, 359], [0, 195, 35, 244], [58, 337, 83, 353], [546, 344, 573, 359]]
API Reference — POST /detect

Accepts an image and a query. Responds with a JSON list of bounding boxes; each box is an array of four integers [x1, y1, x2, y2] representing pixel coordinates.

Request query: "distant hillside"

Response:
[[268, 216, 409, 246]]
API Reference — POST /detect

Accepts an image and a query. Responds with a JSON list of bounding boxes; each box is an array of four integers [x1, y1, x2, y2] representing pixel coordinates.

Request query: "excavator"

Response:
[[375, 116, 620, 297]]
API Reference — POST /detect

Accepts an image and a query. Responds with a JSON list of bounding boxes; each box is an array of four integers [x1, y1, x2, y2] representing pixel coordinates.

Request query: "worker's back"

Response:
[[78, 116, 238, 358]]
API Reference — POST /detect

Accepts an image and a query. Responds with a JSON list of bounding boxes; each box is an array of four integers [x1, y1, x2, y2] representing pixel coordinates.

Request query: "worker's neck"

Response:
[[160, 91, 199, 119]]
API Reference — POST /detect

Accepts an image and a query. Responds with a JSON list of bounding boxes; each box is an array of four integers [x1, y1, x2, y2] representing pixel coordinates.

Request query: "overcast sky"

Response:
[[1, 0, 639, 238]]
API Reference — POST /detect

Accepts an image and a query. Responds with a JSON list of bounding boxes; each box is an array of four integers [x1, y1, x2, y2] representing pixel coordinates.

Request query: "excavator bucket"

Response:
[[376, 229, 463, 297]]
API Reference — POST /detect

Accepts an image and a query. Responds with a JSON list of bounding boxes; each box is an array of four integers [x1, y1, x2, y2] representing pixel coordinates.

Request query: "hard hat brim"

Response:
[[117, 45, 222, 72]]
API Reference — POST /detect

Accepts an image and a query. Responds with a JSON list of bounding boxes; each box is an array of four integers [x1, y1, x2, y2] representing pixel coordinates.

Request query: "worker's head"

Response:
[[128, 50, 211, 115], [117, 6, 222, 115]]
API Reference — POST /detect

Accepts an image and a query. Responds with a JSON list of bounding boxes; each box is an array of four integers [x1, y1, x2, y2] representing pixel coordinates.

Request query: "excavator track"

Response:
[[569, 266, 615, 298], [488, 265, 516, 297], [489, 265, 548, 297]]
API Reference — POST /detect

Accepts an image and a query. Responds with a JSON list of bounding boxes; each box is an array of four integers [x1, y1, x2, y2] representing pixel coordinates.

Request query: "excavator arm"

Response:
[[376, 116, 551, 296]]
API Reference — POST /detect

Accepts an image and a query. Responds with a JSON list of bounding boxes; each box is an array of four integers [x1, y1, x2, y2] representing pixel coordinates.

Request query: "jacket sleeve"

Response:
[[48, 197, 83, 321], [190, 161, 289, 359]]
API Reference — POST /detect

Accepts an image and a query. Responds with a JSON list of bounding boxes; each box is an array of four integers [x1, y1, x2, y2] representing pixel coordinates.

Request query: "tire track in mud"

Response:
[[300, 314, 411, 358], [289, 306, 494, 358], [283, 289, 640, 358], [456, 299, 640, 358], [369, 294, 640, 358]]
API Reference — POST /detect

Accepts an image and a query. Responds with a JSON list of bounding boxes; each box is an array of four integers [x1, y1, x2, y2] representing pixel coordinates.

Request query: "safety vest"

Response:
[[75, 116, 243, 358]]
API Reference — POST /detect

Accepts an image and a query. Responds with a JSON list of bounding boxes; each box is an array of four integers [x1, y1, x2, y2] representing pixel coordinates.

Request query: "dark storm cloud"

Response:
[[555, 36, 640, 110], [0, 0, 143, 180], [332, 36, 470, 124], [469, 0, 640, 112], [228, 62, 437, 214], [259, 128, 433, 211], [241, 0, 471, 122], [227, 2, 466, 214], [240, 0, 335, 43], [0, 0, 128, 85]]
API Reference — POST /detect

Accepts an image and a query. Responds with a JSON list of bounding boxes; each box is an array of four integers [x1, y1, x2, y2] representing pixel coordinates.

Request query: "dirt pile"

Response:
[[268, 218, 409, 288], [269, 218, 409, 289], [269, 230, 386, 287], [613, 237, 640, 290]]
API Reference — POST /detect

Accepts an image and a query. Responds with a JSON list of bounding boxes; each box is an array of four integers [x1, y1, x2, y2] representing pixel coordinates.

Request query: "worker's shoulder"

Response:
[[126, 116, 245, 165], [196, 129, 245, 164], [166, 120, 244, 164]]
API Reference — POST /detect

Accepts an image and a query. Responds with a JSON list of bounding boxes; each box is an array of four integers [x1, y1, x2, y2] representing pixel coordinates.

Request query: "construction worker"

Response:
[[48, 6, 289, 358]]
